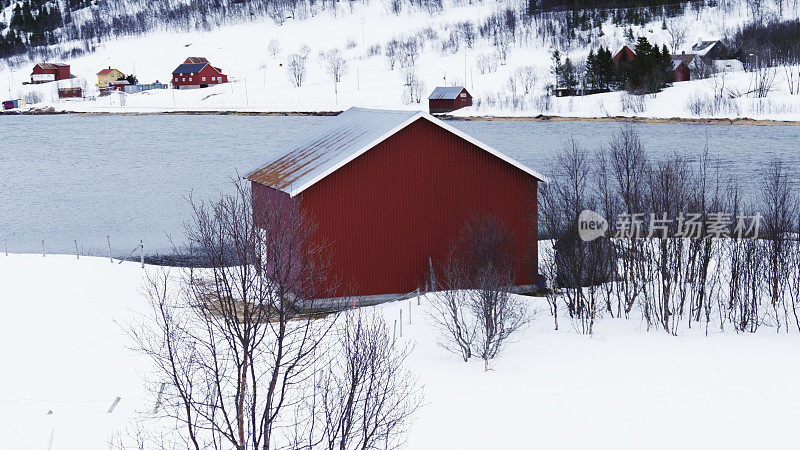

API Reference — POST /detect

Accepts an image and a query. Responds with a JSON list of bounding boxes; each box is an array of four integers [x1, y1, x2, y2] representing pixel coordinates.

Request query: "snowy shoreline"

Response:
[[5, 108, 800, 126]]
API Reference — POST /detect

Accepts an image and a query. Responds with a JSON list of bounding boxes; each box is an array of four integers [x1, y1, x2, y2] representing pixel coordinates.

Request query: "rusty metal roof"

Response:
[[247, 108, 419, 195], [247, 107, 548, 197], [428, 86, 467, 100]]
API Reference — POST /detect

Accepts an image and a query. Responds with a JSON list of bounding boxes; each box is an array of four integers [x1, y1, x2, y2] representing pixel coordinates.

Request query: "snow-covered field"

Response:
[[2, 0, 800, 120], [2, 253, 800, 449]]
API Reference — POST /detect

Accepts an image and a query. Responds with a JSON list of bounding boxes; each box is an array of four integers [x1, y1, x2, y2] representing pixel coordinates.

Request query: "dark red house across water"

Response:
[[247, 108, 547, 300], [428, 86, 472, 114], [171, 57, 229, 89], [30, 63, 71, 84]]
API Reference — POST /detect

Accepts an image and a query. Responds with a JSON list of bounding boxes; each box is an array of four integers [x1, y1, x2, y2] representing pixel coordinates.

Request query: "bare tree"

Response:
[[665, 19, 686, 53], [287, 53, 308, 87], [514, 66, 537, 95], [268, 39, 281, 59], [312, 310, 421, 450], [321, 48, 348, 97], [131, 180, 337, 450]]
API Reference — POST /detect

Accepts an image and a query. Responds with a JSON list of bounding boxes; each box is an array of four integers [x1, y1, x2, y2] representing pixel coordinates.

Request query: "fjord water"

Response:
[[1, 114, 798, 255]]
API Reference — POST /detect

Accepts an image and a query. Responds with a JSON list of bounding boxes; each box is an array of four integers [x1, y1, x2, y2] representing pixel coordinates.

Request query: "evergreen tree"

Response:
[[551, 50, 563, 90], [586, 48, 598, 89], [561, 57, 579, 91]]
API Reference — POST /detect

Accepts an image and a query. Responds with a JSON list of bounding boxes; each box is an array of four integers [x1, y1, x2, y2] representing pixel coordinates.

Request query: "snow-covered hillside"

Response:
[[2, 0, 800, 120], [2, 253, 800, 449]]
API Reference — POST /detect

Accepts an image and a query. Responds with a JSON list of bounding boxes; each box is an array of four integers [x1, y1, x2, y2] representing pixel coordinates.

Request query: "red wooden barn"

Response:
[[428, 86, 473, 114], [171, 58, 228, 89], [613, 45, 636, 66], [30, 63, 71, 84], [247, 108, 547, 300]]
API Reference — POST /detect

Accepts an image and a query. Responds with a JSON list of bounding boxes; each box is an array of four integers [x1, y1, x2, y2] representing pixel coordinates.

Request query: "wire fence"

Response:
[[2, 236, 145, 268]]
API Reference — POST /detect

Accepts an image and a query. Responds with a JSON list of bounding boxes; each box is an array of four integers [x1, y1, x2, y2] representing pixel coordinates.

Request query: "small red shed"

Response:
[[428, 86, 473, 114], [171, 59, 229, 89], [58, 87, 83, 98], [31, 63, 71, 84], [247, 107, 547, 300], [672, 60, 690, 82], [613, 45, 636, 67]]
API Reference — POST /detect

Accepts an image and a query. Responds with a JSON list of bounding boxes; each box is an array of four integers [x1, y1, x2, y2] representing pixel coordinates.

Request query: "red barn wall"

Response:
[[55, 65, 70, 80], [613, 46, 635, 66], [674, 64, 690, 82], [257, 117, 538, 298]]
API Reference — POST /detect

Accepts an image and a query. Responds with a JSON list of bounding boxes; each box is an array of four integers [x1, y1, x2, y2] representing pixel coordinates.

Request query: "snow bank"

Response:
[[1, 253, 800, 449]]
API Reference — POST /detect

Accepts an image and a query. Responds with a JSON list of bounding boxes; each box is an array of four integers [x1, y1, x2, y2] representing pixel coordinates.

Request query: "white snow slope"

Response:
[[2, 253, 799, 449], [2, 0, 800, 120]]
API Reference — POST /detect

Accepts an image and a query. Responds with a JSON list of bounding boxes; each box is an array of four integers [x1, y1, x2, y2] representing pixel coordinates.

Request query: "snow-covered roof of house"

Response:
[[172, 63, 208, 74], [428, 86, 468, 100], [247, 107, 548, 196], [671, 60, 684, 70], [184, 57, 209, 64], [691, 40, 723, 56]]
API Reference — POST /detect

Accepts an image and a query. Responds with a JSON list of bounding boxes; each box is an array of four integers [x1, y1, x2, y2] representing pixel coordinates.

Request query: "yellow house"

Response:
[[96, 67, 125, 88]]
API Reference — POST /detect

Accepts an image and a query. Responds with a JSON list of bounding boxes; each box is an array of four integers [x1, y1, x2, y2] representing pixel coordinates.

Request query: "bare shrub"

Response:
[[312, 310, 421, 450], [620, 92, 647, 113], [429, 215, 529, 370]]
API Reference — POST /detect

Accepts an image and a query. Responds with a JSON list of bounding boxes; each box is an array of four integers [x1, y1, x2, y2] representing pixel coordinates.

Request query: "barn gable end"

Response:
[[247, 108, 546, 299]]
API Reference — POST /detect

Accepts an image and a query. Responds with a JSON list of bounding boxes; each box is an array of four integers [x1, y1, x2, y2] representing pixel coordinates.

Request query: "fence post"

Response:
[[4, 238, 8, 256], [399, 309, 403, 337], [417, 288, 420, 305], [140, 240, 144, 268], [42, 239, 45, 257], [74, 240, 79, 259], [393, 320, 397, 345], [107, 396, 121, 414], [107, 236, 113, 263], [408, 300, 412, 325]]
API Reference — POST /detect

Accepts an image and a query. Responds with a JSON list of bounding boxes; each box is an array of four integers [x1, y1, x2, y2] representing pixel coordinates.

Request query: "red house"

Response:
[[613, 45, 636, 67], [171, 58, 228, 89], [428, 86, 472, 114], [247, 108, 547, 300], [30, 63, 71, 84]]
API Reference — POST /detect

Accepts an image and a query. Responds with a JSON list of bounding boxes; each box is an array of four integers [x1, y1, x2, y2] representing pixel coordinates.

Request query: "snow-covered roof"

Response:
[[690, 40, 722, 56], [247, 107, 548, 197], [671, 60, 684, 70], [429, 86, 468, 100], [97, 68, 121, 75]]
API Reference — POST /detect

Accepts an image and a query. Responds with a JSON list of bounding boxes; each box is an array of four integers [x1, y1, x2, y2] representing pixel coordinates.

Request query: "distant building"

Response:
[[124, 82, 169, 94], [30, 63, 71, 84], [3, 99, 25, 110], [58, 87, 83, 98], [613, 45, 636, 66], [171, 58, 229, 89], [672, 59, 690, 82], [689, 39, 731, 60], [108, 80, 130, 92], [428, 86, 472, 114], [183, 57, 209, 64], [97, 67, 126, 88]]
